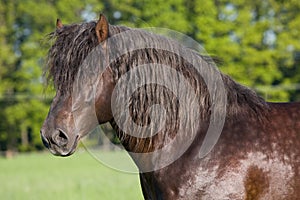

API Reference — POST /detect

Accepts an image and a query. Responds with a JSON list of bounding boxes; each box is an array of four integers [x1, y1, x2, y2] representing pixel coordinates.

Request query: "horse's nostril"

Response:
[[52, 129, 69, 147]]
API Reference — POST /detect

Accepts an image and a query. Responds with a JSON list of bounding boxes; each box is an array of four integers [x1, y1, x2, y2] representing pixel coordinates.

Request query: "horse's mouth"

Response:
[[49, 135, 80, 157]]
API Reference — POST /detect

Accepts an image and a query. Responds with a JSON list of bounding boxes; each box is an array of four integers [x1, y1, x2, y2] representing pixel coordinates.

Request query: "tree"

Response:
[[182, 0, 300, 101], [103, 0, 300, 101]]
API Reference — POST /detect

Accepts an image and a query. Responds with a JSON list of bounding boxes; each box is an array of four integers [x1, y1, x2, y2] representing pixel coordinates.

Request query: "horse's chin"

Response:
[[49, 135, 80, 157], [49, 147, 76, 157]]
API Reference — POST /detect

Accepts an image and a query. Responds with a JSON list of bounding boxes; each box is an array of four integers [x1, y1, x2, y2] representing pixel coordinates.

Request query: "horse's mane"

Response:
[[45, 21, 268, 152]]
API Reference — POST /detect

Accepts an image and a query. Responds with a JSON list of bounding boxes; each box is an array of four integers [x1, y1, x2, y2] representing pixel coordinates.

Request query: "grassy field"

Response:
[[0, 150, 143, 200]]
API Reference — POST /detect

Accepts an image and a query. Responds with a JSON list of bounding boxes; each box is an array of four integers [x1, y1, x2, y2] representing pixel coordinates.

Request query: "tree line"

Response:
[[0, 0, 300, 153]]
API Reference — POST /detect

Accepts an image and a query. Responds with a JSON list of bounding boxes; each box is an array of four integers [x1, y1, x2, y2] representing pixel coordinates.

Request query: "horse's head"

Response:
[[40, 14, 114, 156]]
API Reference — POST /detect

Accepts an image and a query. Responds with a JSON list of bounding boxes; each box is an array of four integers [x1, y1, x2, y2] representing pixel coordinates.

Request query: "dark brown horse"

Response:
[[41, 14, 300, 199]]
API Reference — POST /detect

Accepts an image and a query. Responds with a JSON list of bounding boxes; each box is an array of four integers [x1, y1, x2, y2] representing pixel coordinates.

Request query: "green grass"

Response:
[[0, 150, 143, 200]]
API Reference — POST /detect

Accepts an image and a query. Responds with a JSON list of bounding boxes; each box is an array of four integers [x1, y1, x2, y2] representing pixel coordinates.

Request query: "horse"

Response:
[[40, 14, 300, 200]]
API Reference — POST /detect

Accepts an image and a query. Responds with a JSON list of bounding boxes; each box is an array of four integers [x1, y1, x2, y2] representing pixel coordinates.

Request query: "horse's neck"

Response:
[[109, 117, 210, 170]]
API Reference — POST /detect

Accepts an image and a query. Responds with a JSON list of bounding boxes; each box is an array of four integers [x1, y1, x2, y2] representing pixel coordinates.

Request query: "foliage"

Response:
[[0, 0, 300, 152], [105, 0, 300, 100]]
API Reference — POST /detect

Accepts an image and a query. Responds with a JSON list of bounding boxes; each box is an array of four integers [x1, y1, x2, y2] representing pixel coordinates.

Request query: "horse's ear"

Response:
[[56, 19, 63, 29], [95, 14, 109, 43]]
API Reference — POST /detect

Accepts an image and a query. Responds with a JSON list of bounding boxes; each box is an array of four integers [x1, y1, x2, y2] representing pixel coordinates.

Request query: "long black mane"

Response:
[[45, 20, 268, 123]]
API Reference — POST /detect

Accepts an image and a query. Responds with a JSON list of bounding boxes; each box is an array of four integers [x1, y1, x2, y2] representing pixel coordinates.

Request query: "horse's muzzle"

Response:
[[40, 128, 79, 157]]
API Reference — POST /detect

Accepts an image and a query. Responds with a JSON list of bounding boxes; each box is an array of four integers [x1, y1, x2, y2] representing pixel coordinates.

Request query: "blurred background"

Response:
[[0, 0, 300, 199]]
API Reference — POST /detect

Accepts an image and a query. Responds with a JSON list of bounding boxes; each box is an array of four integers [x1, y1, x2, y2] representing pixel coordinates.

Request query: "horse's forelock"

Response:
[[45, 21, 99, 93], [45, 21, 131, 94]]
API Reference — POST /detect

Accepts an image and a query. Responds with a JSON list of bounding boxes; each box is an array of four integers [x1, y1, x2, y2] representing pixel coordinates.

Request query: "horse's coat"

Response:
[[41, 14, 300, 199]]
